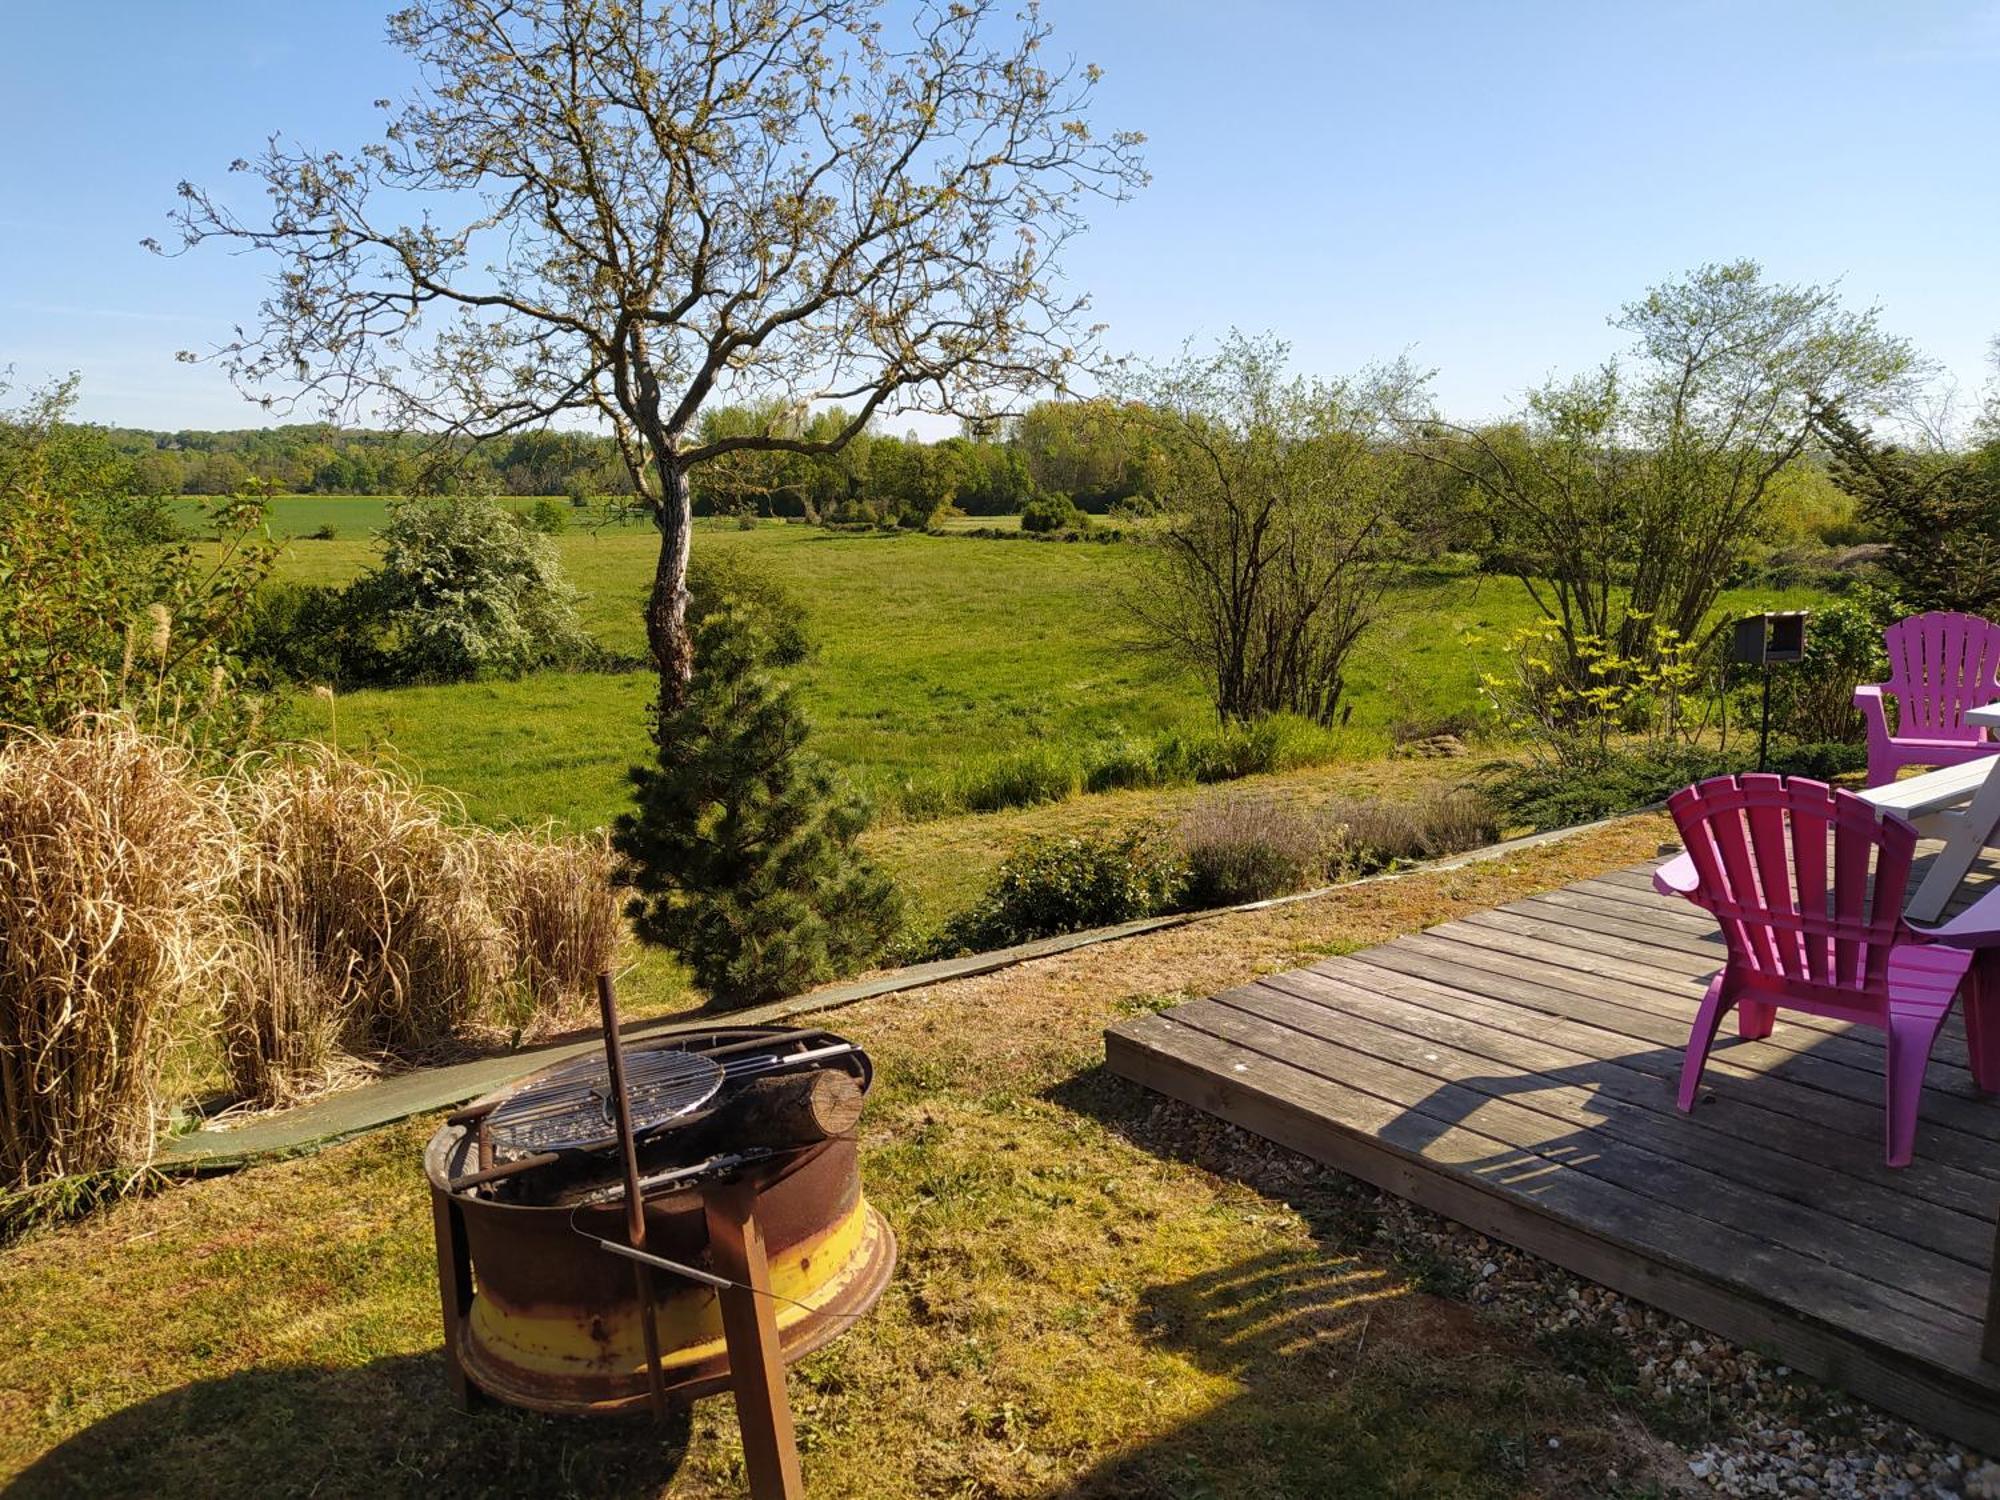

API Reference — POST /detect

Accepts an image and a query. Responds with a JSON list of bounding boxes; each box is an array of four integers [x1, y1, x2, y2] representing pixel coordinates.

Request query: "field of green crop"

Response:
[[261, 503, 1830, 840]]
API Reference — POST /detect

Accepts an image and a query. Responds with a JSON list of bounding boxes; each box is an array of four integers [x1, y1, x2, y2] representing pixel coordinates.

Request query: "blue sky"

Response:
[[3, 1, 1996, 434]]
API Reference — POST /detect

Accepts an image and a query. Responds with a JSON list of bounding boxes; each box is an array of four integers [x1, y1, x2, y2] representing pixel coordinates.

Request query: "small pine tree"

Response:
[[614, 607, 901, 1007]]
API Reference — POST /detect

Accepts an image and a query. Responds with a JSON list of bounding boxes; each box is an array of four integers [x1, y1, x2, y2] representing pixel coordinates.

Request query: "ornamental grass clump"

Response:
[[229, 746, 506, 1061], [487, 829, 621, 1029], [221, 910, 349, 1108], [0, 719, 239, 1186]]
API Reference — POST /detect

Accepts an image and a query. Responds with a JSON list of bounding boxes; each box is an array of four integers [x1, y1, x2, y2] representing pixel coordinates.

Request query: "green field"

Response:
[[263, 507, 1829, 843]]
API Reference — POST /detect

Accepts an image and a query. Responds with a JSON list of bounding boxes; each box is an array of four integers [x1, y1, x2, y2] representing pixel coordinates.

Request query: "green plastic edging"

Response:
[[163, 810, 1635, 1167]]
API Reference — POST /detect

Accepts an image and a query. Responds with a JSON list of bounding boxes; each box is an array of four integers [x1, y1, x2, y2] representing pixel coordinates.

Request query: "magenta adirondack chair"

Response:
[[1653, 774, 2000, 1166], [1856, 610, 2000, 788]]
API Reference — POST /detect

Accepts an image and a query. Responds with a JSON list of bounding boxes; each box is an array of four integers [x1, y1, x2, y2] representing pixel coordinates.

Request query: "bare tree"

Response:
[[1122, 334, 1422, 727], [160, 0, 1144, 711], [1405, 261, 1913, 680]]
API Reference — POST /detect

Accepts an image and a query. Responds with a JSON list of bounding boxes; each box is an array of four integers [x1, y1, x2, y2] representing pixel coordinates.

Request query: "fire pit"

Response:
[[425, 1023, 895, 1416]]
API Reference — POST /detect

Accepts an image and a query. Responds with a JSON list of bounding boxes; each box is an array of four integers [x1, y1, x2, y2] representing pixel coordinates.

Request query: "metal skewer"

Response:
[[597, 970, 670, 1420]]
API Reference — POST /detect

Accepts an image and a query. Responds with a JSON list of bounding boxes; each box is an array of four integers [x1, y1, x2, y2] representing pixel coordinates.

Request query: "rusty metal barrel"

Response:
[[425, 1025, 895, 1415]]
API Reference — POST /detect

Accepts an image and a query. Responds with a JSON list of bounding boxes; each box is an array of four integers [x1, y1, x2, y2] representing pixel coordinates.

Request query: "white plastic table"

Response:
[[1858, 703, 2000, 922]]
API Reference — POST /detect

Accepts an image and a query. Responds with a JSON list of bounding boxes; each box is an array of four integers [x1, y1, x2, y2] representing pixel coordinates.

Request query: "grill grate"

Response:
[[485, 1047, 724, 1158]]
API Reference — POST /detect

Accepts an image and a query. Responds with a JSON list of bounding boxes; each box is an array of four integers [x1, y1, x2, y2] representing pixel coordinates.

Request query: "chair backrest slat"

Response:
[[1666, 774, 1914, 1015], [1884, 611, 2000, 739]]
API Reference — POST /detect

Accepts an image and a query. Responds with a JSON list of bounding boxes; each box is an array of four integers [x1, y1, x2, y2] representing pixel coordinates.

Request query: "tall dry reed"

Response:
[[0, 719, 238, 1184], [220, 909, 350, 1108], [229, 747, 505, 1060], [486, 829, 621, 1030]]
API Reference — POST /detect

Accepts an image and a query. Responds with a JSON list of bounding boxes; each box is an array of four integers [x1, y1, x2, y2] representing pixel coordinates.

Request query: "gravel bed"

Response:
[[1146, 1101, 1997, 1499]]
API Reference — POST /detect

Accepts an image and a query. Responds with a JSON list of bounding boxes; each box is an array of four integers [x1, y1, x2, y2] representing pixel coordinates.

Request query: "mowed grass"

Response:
[[0, 816, 1683, 1499], [268, 514, 1831, 835]]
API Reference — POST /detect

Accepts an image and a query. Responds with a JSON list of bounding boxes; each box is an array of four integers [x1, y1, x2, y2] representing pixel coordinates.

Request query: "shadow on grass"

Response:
[[1041, 1068, 1629, 1499], [10, 1350, 692, 1500]]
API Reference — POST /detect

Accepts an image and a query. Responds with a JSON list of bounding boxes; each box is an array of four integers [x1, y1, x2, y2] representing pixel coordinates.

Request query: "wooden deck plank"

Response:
[[1465, 902, 1987, 1081], [1413, 920, 2000, 1123], [1305, 955, 2000, 1223], [1102, 859, 2000, 1454], [1168, 995, 1978, 1342], [1107, 1012, 2000, 1453], [1249, 967, 1995, 1270], [1375, 933, 2000, 1179]]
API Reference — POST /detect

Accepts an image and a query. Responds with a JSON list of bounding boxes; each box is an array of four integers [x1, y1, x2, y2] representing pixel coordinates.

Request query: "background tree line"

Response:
[[86, 399, 1171, 522]]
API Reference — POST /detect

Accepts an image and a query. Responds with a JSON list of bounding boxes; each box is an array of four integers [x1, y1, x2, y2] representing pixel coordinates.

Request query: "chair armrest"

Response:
[[1854, 682, 1890, 720], [1652, 852, 1699, 900], [1909, 883, 2000, 949]]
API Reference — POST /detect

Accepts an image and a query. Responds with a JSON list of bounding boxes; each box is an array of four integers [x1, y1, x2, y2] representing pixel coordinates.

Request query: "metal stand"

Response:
[[597, 971, 671, 1420], [1757, 663, 1774, 774], [704, 1179, 807, 1500], [430, 1183, 477, 1411]]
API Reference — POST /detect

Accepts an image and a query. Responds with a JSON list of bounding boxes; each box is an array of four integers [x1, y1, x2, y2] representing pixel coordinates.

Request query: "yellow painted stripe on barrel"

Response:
[[466, 1194, 877, 1378]]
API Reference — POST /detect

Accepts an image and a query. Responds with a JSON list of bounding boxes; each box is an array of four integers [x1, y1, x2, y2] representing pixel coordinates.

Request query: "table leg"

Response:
[[1907, 762, 2000, 922]]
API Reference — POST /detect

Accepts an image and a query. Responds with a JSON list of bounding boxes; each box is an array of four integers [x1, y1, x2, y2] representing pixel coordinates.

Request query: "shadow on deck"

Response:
[[1105, 856, 2000, 1454]]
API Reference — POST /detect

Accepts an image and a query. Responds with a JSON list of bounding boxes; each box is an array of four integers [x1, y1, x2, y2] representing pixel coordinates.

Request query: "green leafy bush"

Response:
[[0, 378, 275, 751], [1749, 591, 1896, 745], [686, 550, 812, 667], [240, 582, 375, 688], [349, 497, 594, 683], [525, 497, 568, 534], [1020, 492, 1088, 534], [1488, 742, 1869, 832], [928, 829, 1186, 956], [616, 608, 901, 1008]]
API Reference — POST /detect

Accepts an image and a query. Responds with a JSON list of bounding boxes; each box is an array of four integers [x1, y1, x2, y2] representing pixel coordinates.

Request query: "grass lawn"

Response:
[[265, 517, 1830, 841], [0, 815, 1684, 1499]]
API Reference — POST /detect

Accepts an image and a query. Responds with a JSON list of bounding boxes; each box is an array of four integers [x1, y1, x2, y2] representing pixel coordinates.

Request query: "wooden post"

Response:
[[704, 1180, 806, 1500], [430, 1183, 475, 1411]]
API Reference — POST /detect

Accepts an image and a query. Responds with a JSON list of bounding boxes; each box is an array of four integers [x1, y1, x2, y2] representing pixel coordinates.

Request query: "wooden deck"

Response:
[[1105, 858, 2000, 1454]]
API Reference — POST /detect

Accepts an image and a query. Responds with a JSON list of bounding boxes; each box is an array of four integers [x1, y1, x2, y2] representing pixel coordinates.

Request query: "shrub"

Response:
[[930, 828, 1186, 956], [687, 549, 812, 667], [306, 522, 338, 541], [1020, 492, 1087, 534], [487, 830, 621, 1027], [355, 496, 594, 683], [1487, 744, 1866, 833], [1177, 797, 1331, 907], [239, 582, 376, 687], [1323, 789, 1500, 875], [0, 720, 240, 1185], [230, 747, 507, 1058], [617, 609, 902, 1008], [0, 379, 276, 750], [525, 497, 568, 534], [1751, 592, 1895, 746]]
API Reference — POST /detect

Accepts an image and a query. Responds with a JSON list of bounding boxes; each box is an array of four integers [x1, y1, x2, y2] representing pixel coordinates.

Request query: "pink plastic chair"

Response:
[[1855, 610, 2000, 788], [1654, 774, 2000, 1166]]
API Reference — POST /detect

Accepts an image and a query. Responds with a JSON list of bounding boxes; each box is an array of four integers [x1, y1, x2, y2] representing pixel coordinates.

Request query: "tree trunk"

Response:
[[647, 461, 695, 719]]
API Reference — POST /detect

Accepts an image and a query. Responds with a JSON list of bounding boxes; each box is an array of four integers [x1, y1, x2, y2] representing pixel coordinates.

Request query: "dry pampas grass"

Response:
[[227, 746, 507, 1064], [486, 829, 622, 1030], [0, 720, 629, 1169], [0, 720, 239, 1185]]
